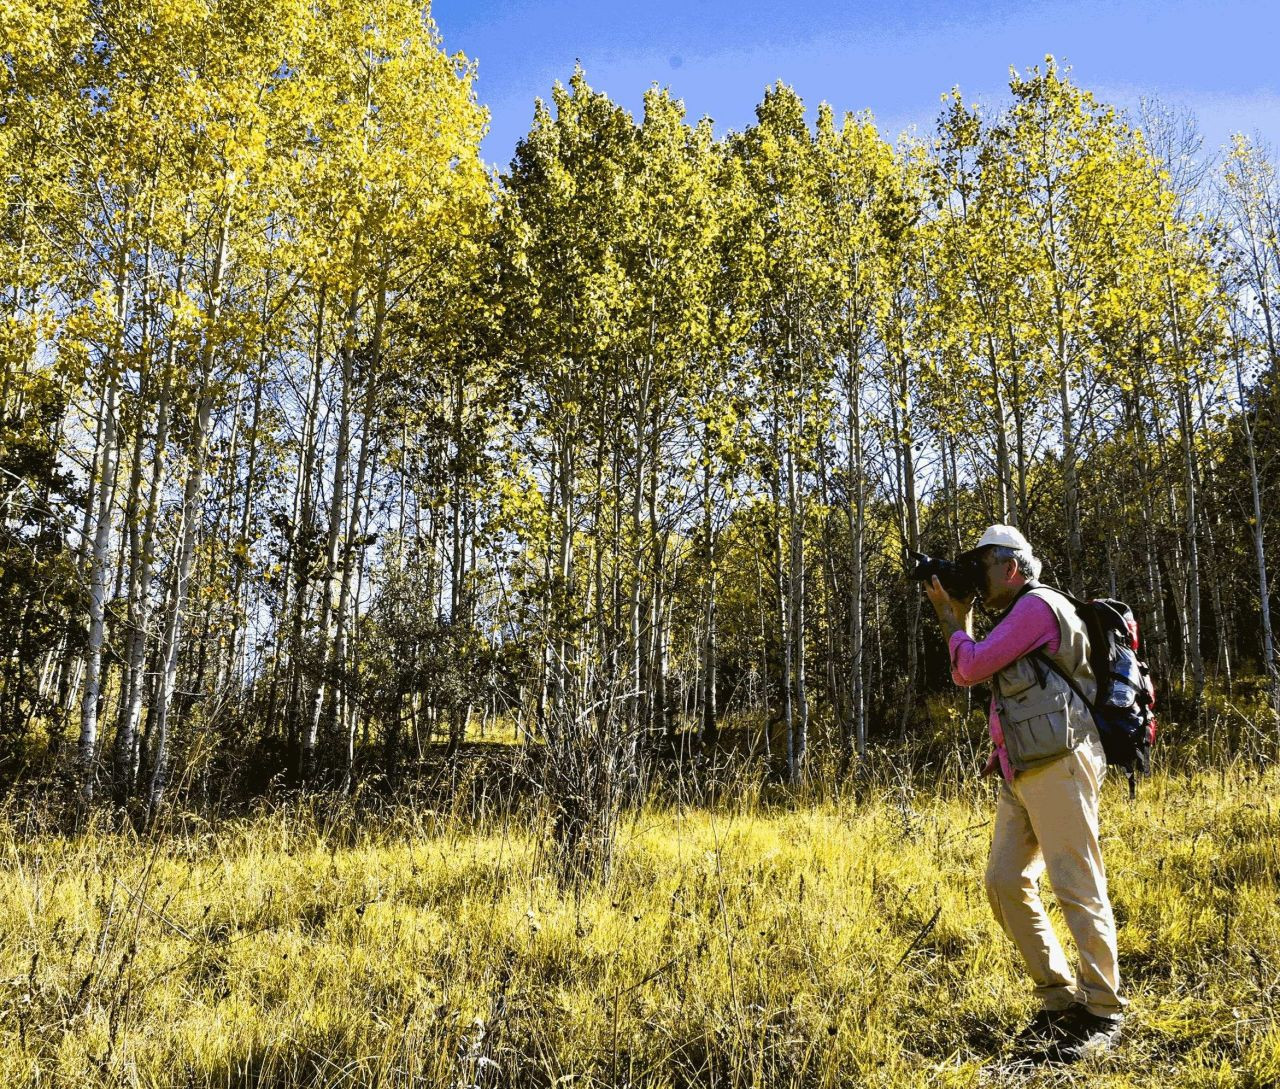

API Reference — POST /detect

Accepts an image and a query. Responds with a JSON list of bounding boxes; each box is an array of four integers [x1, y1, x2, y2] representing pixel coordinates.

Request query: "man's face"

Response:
[[979, 549, 1018, 609]]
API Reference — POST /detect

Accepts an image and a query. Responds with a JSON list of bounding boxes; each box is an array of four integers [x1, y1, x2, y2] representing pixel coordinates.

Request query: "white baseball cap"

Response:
[[975, 524, 1032, 552]]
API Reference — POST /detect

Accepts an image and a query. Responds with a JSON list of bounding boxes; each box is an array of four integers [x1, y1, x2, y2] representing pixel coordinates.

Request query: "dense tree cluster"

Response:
[[1, 1, 1277, 817]]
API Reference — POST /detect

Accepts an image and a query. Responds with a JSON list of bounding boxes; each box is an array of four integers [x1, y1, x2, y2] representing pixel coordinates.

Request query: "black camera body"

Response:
[[905, 548, 984, 601]]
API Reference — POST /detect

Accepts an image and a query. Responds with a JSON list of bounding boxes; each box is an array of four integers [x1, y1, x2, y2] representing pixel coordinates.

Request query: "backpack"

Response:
[[1034, 589, 1158, 799]]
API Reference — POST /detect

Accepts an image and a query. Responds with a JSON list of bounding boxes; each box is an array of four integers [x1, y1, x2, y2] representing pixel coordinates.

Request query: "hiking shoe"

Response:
[[1044, 1008, 1124, 1064], [1008, 1006, 1079, 1059]]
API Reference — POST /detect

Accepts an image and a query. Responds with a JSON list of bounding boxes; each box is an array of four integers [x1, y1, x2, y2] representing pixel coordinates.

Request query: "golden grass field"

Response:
[[1, 756, 1277, 1088]]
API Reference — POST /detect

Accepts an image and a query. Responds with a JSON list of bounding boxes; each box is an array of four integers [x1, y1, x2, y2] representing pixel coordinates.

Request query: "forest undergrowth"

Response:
[[1, 722, 1278, 1089]]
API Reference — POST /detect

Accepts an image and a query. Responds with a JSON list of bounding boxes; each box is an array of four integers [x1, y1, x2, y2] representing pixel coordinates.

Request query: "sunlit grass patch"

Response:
[[0, 764, 1276, 1086]]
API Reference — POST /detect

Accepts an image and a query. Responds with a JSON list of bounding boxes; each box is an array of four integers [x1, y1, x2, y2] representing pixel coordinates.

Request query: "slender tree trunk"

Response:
[[848, 369, 866, 764], [1010, 359, 1030, 528], [787, 440, 807, 783], [78, 376, 119, 806], [447, 359, 468, 757], [225, 306, 268, 696], [988, 342, 1015, 524], [114, 372, 164, 796], [647, 422, 668, 740], [1176, 382, 1205, 704], [630, 386, 647, 733], [304, 284, 359, 776], [1130, 384, 1172, 683], [894, 348, 921, 741], [335, 270, 386, 772], [147, 388, 213, 819], [772, 453, 791, 780], [816, 444, 846, 763], [1193, 379, 1231, 688], [1059, 360, 1083, 597], [556, 438, 575, 716], [700, 452, 718, 747], [79, 203, 140, 805], [1148, 394, 1190, 685], [287, 284, 327, 762], [56, 389, 109, 749], [115, 219, 176, 794]]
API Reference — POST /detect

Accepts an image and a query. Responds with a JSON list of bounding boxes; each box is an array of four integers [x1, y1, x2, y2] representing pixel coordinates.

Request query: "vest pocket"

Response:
[[1000, 685, 1075, 768]]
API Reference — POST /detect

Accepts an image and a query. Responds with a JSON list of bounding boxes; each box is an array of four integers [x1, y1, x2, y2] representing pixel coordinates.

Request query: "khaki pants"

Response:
[[985, 732, 1126, 1016]]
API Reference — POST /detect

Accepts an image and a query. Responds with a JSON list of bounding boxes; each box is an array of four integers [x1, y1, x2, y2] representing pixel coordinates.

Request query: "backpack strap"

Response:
[[1031, 583, 1117, 710], [990, 582, 1043, 706], [1032, 649, 1096, 714]]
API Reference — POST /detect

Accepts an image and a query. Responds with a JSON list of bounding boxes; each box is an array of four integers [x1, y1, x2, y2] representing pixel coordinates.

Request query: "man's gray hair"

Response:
[[991, 544, 1042, 581]]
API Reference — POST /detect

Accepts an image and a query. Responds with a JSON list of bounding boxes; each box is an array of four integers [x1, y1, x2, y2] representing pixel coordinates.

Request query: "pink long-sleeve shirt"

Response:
[[948, 592, 1060, 781]]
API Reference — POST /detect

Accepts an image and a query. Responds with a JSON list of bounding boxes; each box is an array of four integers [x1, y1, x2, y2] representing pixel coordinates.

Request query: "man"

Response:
[[924, 524, 1125, 1064]]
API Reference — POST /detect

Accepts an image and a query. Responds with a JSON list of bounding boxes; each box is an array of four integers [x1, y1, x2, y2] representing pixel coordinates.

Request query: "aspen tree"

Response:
[[1221, 139, 1280, 372], [733, 84, 842, 781], [504, 68, 635, 727], [1220, 140, 1280, 720], [690, 130, 748, 747], [875, 142, 929, 740], [815, 107, 895, 763], [930, 91, 1052, 527], [620, 88, 717, 739], [991, 59, 1150, 590]]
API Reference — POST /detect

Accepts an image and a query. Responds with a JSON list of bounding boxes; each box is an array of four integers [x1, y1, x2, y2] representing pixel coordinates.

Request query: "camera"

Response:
[[905, 548, 984, 601]]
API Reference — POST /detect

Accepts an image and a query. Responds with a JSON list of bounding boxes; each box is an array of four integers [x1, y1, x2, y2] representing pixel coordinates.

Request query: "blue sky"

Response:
[[431, 0, 1280, 172]]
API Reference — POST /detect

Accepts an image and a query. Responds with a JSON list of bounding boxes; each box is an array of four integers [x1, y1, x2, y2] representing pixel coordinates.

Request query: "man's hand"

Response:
[[925, 575, 974, 640]]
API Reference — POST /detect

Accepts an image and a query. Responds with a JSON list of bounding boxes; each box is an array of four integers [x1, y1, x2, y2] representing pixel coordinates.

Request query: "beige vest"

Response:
[[994, 585, 1099, 771]]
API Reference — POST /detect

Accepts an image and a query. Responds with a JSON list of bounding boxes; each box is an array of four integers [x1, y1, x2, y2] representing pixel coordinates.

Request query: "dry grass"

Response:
[[0, 758, 1277, 1087]]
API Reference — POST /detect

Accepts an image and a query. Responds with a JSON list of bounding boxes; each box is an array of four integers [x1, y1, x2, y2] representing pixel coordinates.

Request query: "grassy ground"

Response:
[[1, 760, 1277, 1088]]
